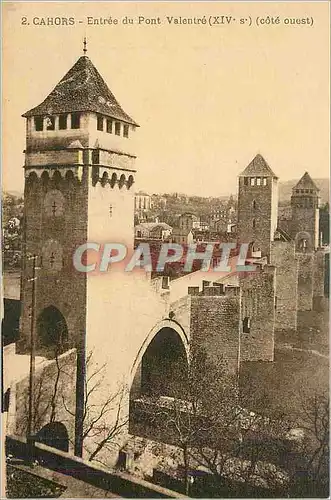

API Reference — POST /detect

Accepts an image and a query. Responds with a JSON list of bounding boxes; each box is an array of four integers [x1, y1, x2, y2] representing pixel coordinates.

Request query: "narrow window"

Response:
[[45, 116, 55, 130], [97, 115, 104, 131], [252, 219, 256, 229], [263, 178, 267, 186], [115, 122, 121, 136], [59, 114, 67, 130], [123, 124, 129, 138], [109, 205, 113, 217], [244, 177, 248, 186], [71, 113, 80, 129], [253, 200, 256, 210], [256, 177, 261, 186], [106, 118, 112, 133], [250, 178, 255, 186], [35, 116, 43, 131], [243, 317, 251, 334], [92, 150, 100, 165]]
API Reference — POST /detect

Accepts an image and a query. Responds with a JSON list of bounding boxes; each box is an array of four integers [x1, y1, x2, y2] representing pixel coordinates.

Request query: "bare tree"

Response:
[[291, 391, 330, 497], [140, 348, 239, 495], [140, 348, 295, 497], [19, 348, 128, 465], [63, 351, 129, 463], [20, 345, 73, 436]]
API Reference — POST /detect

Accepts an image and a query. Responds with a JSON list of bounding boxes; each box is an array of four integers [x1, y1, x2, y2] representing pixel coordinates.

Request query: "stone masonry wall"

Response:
[[312, 250, 326, 310], [270, 241, 298, 331], [237, 176, 276, 259], [14, 349, 77, 452], [239, 264, 276, 362], [19, 169, 88, 356], [297, 253, 314, 311], [313, 250, 325, 298], [189, 288, 241, 377]]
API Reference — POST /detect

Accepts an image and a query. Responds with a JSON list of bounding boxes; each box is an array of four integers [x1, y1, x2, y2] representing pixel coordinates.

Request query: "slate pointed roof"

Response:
[[239, 154, 278, 178], [22, 55, 139, 126], [293, 172, 319, 192]]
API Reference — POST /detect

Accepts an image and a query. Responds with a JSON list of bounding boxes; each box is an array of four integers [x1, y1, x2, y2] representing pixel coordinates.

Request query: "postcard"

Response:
[[2, 1, 329, 498]]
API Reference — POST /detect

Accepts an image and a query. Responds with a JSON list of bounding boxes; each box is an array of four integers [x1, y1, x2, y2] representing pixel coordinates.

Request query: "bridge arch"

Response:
[[35, 422, 69, 452], [130, 319, 189, 400]]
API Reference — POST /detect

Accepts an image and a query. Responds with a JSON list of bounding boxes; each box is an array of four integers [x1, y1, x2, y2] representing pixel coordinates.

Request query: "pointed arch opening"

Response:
[[110, 173, 117, 188], [119, 174, 126, 189], [129, 323, 189, 438], [41, 171, 50, 188], [37, 305, 68, 357], [130, 324, 189, 401], [127, 175, 134, 190], [101, 171, 109, 187]]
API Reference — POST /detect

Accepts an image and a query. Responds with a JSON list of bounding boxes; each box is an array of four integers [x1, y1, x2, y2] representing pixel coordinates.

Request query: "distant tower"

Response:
[[237, 154, 278, 259], [19, 50, 139, 358], [290, 172, 320, 251]]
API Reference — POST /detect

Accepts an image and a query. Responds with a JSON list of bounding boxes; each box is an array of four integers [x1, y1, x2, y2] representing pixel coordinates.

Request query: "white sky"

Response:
[[2, 2, 330, 196]]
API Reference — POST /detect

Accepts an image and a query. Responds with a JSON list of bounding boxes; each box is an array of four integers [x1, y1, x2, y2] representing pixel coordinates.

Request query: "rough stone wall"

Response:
[[297, 253, 314, 311], [189, 288, 241, 377], [313, 250, 326, 297], [18, 170, 88, 356], [270, 241, 298, 331], [169, 295, 191, 338], [312, 249, 326, 310], [239, 264, 276, 362], [14, 349, 77, 451], [237, 176, 277, 259], [290, 207, 319, 251]]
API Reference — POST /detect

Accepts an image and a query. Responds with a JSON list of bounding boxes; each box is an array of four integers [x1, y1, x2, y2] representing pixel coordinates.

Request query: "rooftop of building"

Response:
[[22, 54, 139, 126], [135, 222, 173, 231], [239, 154, 278, 179], [292, 172, 320, 193]]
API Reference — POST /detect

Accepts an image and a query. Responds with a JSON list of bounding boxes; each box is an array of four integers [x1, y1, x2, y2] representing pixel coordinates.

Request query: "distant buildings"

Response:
[[135, 191, 152, 221], [135, 222, 172, 241], [170, 227, 194, 245]]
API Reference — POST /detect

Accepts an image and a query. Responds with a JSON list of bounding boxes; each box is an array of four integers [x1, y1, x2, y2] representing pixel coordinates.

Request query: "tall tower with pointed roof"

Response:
[[19, 52, 138, 359], [237, 154, 278, 259], [290, 172, 320, 251]]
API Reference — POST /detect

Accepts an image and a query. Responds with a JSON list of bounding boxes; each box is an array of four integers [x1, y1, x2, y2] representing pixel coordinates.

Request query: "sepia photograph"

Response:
[[1, 1, 330, 498]]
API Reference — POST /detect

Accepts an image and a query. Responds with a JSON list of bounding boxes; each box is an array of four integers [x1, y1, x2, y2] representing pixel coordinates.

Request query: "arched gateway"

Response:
[[130, 320, 189, 400], [36, 305, 68, 355]]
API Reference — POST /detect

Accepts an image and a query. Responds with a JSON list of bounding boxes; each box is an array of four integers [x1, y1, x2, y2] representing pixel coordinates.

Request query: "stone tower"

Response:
[[19, 51, 139, 452], [237, 154, 278, 259], [290, 172, 320, 251], [19, 51, 138, 356]]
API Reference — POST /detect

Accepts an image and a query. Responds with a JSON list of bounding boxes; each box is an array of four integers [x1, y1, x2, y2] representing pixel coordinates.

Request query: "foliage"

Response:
[[2, 192, 24, 269]]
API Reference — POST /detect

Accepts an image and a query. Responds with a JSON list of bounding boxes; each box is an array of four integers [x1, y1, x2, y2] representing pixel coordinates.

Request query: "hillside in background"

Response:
[[279, 178, 329, 204], [4, 178, 330, 206]]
